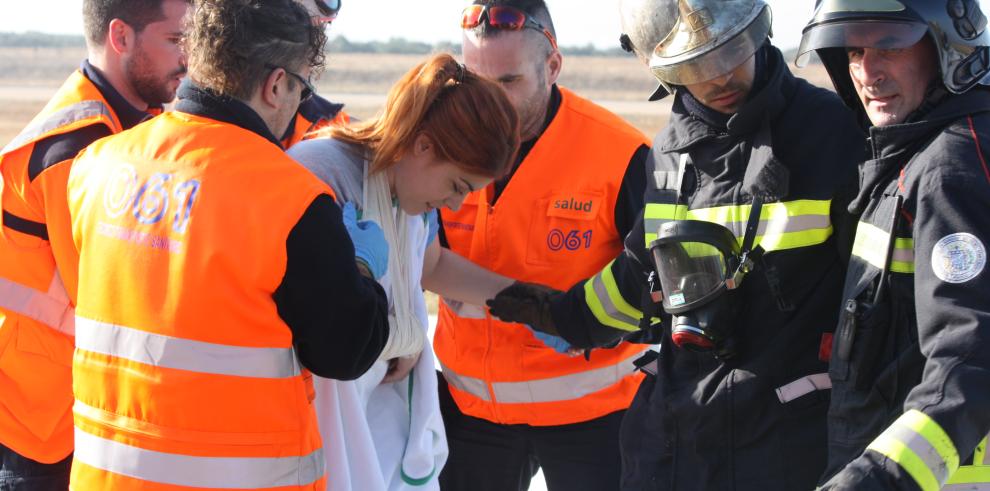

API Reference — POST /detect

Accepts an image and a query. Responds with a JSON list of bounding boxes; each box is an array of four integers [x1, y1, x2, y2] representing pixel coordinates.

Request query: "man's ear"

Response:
[[260, 67, 286, 108], [546, 49, 563, 87], [107, 18, 135, 55]]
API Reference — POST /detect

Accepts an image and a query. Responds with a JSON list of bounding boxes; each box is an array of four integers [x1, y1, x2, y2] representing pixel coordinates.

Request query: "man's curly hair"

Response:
[[186, 0, 326, 100]]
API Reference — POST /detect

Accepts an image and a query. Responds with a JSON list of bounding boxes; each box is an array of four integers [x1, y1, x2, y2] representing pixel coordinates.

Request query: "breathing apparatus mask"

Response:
[[648, 198, 766, 360]]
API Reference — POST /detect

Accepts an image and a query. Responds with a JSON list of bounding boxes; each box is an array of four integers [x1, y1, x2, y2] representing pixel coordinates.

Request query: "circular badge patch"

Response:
[[932, 233, 986, 284]]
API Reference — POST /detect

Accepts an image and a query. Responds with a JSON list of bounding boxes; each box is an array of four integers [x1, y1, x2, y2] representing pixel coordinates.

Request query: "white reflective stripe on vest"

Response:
[[73, 428, 325, 489], [441, 298, 486, 319], [775, 373, 831, 403], [75, 317, 301, 379], [442, 352, 643, 404], [1, 100, 117, 156], [440, 363, 491, 402], [0, 272, 74, 336], [944, 484, 990, 490]]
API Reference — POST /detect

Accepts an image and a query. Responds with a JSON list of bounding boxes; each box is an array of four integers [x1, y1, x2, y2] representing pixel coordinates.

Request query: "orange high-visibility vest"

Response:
[[283, 101, 350, 148], [0, 70, 122, 463], [66, 110, 334, 490], [436, 87, 650, 426]]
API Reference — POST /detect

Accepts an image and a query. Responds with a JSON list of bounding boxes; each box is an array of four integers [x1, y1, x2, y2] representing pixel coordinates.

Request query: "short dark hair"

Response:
[[82, 0, 183, 46], [470, 0, 556, 39], [186, 0, 327, 100]]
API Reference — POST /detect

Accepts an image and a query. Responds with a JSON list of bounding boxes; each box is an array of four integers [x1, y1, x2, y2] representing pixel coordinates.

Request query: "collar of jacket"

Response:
[[175, 81, 283, 148], [80, 59, 162, 130], [660, 45, 795, 154], [849, 89, 990, 213], [280, 93, 345, 141]]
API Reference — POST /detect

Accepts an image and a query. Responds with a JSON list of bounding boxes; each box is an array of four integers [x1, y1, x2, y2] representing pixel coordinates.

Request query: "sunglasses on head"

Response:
[[460, 4, 558, 51], [315, 0, 340, 24]]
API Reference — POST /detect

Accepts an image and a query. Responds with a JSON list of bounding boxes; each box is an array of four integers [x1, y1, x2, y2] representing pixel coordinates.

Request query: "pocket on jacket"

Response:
[[13, 317, 73, 368], [525, 191, 605, 267]]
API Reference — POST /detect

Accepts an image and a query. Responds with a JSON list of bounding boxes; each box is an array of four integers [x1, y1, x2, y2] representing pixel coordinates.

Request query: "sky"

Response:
[[6, 1, 990, 52]]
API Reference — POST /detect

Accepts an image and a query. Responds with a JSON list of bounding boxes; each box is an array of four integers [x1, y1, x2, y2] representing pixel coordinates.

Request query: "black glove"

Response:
[[486, 281, 562, 335]]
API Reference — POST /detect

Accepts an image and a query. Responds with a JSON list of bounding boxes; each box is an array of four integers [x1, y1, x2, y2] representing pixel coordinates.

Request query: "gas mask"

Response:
[[649, 214, 764, 360]]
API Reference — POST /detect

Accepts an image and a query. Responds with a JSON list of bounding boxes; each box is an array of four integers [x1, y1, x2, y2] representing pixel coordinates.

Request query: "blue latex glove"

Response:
[[526, 325, 574, 354], [341, 202, 388, 280]]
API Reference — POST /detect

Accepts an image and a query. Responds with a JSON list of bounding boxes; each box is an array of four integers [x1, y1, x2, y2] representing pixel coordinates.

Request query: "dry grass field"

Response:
[[0, 47, 833, 143]]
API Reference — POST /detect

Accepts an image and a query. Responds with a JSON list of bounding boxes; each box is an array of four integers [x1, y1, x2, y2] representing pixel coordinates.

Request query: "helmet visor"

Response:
[[649, 6, 771, 86], [796, 20, 927, 67], [652, 241, 727, 309]]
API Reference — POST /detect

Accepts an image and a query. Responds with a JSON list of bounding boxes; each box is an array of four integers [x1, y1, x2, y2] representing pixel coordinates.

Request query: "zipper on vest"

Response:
[[482, 200, 499, 417]]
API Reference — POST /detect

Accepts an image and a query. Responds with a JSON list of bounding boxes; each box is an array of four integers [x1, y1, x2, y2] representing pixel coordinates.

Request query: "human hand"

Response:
[[382, 352, 421, 384], [486, 281, 561, 335], [341, 202, 388, 279]]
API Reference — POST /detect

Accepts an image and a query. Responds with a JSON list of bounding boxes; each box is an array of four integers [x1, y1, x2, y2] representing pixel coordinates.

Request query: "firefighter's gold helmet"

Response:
[[619, 0, 772, 100]]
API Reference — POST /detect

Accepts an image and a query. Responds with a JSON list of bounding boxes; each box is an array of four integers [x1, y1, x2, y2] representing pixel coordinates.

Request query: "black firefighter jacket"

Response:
[[550, 46, 864, 490], [820, 89, 990, 491]]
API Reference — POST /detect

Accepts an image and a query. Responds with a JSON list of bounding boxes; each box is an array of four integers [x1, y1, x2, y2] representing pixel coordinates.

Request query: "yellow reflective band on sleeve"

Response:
[[890, 238, 915, 274], [867, 409, 960, 491], [643, 200, 832, 252], [853, 222, 915, 273], [584, 260, 642, 332]]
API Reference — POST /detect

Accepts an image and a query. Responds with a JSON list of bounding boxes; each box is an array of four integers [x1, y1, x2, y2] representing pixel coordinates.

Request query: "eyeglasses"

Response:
[[460, 4, 557, 51], [266, 65, 315, 102], [315, 0, 340, 23]]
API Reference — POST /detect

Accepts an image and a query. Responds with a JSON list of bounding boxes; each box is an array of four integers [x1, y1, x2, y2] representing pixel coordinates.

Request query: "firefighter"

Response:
[[797, 0, 990, 488], [487, 0, 865, 488]]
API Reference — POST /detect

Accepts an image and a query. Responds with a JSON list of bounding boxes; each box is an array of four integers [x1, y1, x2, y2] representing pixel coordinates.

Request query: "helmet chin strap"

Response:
[[903, 79, 950, 124]]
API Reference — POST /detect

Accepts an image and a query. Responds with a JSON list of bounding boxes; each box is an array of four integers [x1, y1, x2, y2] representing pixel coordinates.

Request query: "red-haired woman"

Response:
[[288, 53, 520, 491]]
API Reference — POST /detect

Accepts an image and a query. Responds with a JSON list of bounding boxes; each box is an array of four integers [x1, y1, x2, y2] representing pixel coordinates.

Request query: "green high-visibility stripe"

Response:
[[853, 222, 915, 273], [643, 200, 833, 252], [867, 410, 960, 491], [584, 261, 641, 332]]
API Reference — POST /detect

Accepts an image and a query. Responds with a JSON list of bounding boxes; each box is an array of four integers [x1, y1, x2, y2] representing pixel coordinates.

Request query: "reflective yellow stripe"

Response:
[[441, 352, 644, 404], [853, 222, 891, 270], [945, 467, 990, 488], [0, 273, 75, 336], [867, 410, 960, 491], [891, 238, 915, 273], [643, 200, 832, 251], [946, 434, 990, 487], [853, 222, 914, 273], [584, 260, 642, 332], [869, 435, 941, 491], [73, 427, 325, 488], [643, 203, 688, 246]]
